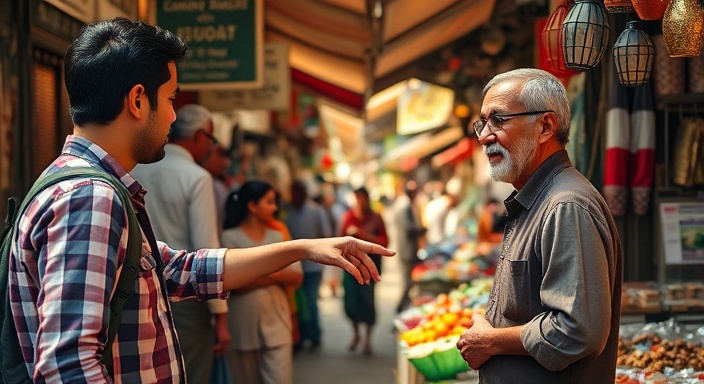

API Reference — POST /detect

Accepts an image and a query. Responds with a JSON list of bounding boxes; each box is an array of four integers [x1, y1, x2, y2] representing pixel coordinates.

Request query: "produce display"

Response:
[[397, 278, 493, 382], [411, 241, 497, 283], [616, 320, 704, 383]]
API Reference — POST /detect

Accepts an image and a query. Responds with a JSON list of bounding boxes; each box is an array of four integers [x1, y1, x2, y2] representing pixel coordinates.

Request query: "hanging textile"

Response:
[[567, 73, 589, 174], [629, 81, 655, 215], [604, 66, 631, 216]]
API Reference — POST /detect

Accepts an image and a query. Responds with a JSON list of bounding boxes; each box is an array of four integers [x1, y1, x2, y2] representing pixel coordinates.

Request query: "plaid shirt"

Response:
[[9, 136, 227, 383]]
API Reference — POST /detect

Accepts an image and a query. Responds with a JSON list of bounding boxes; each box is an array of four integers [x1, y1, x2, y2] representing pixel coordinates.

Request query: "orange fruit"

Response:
[[441, 312, 459, 326], [459, 316, 473, 328]]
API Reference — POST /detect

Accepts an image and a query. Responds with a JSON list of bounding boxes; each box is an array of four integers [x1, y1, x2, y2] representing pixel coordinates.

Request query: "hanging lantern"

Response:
[[604, 0, 634, 13], [662, 0, 704, 57], [631, 0, 670, 20], [562, 0, 610, 70], [542, 0, 576, 73], [613, 21, 654, 86]]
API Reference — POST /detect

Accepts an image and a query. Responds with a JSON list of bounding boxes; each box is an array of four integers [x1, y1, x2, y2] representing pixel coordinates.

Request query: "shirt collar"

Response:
[[505, 149, 572, 213], [164, 143, 195, 162], [61, 135, 142, 197]]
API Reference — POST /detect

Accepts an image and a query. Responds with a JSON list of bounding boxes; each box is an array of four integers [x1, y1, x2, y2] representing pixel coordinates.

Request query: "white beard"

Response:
[[484, 137, 536, 184]]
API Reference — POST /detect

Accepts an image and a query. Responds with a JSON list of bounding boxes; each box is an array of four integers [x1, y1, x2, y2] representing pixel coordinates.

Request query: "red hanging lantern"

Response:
[[604, 0, 634, 13], [631, 0, 671, 20], [542, 0, 577, 74]]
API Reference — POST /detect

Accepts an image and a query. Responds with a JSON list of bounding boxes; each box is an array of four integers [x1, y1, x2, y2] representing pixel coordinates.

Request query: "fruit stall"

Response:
[[410, 239, 498, 301], [395, 278, 493, 383]]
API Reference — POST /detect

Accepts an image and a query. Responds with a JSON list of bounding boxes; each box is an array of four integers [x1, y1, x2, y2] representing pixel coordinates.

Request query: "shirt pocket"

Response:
[[501, 259, 533, 323]]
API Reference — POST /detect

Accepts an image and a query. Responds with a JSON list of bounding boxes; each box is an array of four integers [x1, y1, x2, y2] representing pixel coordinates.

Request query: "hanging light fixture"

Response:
[[542, 0, 576, 74], [613, 21, 654, 86], [562, 0, 610, 70], [631, 0, 670, 20], [604, 0, 634, 13], [662, 0, 704, 57]]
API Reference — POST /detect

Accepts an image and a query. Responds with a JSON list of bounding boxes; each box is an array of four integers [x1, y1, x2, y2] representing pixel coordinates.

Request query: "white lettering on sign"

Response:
[[209, 0, 248, 11], [176, 25, 237, 42], [163, 0, 206, 12], [207, 47, 228, 58]]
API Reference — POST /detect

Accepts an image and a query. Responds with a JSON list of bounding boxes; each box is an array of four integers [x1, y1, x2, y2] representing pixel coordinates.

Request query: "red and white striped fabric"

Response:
[[604, 69, 630, 216], [629, 82, 655, 215]]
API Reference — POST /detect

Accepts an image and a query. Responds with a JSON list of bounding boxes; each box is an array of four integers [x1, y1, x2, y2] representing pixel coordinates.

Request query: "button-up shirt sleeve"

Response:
[[520, 201, 613, 371], [158, 243, 228, 302]]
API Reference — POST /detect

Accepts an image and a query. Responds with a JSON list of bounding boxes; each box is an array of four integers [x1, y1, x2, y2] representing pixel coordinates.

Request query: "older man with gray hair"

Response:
[[131, 104, 230, 384]]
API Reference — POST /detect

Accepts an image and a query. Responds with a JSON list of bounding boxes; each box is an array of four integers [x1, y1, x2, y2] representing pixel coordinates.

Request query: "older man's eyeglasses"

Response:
[[198, 129, 219, 146], [472, 111, 553, 137]]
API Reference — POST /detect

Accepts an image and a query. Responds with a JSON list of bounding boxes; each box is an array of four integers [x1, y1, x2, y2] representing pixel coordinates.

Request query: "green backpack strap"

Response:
[[4, 166, 141, 378]]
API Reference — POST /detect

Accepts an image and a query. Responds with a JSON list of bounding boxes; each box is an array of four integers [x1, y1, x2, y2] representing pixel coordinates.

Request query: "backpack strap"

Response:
[[3, 166, 141, 378]]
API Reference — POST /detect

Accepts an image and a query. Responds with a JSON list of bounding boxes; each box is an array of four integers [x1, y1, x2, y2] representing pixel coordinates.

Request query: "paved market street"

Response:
[[292, 212, 479, 384], [293, 256, 403, 384]]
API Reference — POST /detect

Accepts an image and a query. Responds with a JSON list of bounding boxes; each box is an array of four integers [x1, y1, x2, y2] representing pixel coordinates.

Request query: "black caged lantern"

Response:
[[613, 21, 654, 86], [562, 0, 610, 70]]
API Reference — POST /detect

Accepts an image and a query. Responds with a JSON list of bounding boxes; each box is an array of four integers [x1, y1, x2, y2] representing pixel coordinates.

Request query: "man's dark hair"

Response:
[[65, 17, 188, 126]]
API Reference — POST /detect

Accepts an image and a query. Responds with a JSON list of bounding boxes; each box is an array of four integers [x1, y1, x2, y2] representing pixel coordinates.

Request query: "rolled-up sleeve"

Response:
[[159, 244, 229, 302], [520, 202, 612, 371]]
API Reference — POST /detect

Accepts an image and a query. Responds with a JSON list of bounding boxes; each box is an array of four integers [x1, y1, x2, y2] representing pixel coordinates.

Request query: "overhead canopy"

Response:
[[380, 126, 464, 171], [264, 0, 497, 105]]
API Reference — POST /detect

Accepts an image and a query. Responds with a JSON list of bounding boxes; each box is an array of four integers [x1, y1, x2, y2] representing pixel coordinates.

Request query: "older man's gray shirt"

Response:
[[480, 150, 623, 384]]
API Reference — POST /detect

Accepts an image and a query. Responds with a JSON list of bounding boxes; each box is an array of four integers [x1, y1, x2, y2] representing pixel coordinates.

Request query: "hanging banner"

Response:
[[397, 80, 454, 135], [157, 0, 263, 90], [199, 42, 290, 111]]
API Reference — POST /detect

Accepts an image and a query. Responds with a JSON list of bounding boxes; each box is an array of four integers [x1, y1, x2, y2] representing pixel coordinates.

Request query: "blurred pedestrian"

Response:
[[285, 180, 332, 351], [201, 143, 234, 235], [317, 182, 347, 297], [221, 181, 302, 384], [132, 104, 231, 384], [339, 187, 388, 355], [392, 180, 426, 313]]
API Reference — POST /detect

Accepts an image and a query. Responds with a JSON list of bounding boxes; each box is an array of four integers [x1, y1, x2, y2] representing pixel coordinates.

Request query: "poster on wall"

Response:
[[156, 0, 264, 90], [660, 202, 704, 265], [199, 42, 290, 111]]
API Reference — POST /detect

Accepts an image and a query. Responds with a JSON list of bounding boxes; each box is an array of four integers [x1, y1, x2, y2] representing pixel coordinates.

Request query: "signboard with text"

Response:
[[157, 0, 263, 90], [199, 42, 290, 111], [660, 202, 704, 265]]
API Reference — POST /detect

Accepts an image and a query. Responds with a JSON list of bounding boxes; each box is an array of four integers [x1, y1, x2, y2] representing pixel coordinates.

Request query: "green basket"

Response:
[[406, 337, 470, 382]]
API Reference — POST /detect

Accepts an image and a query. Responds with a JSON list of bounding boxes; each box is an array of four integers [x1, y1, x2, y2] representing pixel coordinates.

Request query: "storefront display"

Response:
[[615, 319, 704, 383], [396, 278, 493, 383]]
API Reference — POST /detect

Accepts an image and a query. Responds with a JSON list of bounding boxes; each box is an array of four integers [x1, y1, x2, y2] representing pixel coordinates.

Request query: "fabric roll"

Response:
[[629, 81, 656, 215], [604, 66, 631, 216]]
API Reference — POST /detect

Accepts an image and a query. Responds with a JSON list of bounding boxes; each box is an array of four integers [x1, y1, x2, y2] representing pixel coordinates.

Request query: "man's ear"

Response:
[[538, 112, 558, 144], [126, 84, 145, 118]]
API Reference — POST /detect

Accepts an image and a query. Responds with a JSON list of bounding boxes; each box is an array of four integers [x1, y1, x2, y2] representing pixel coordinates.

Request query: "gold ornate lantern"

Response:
[[662, 0, 704, 57]]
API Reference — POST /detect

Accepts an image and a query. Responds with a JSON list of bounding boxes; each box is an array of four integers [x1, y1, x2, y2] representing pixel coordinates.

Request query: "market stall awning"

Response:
[[431, 137, 474, 169], [264, 0, 497, 104], [381, 126, 464, 170]]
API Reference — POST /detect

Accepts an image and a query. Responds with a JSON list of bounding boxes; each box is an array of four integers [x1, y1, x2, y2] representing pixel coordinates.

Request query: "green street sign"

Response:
[[157, 0, 263, 90]]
